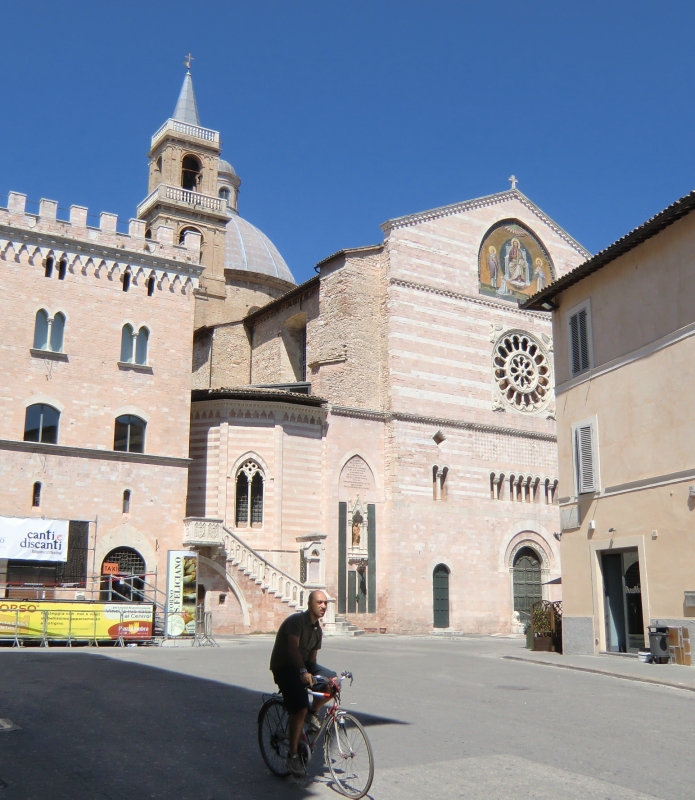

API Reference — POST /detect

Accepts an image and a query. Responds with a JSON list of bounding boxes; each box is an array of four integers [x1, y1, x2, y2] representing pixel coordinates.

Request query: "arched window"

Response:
[[147, 275, 155, 297], [24, 404, 59, 444], [50, 312, 65, 353], [100, 546, 146, 602], [32, 482, 41, 507], [155, 156, 162, 172], [58, 259, 67, 280], [122, 490, 131, 514], [235, 460, 264, 527], [120, 324, 134, 362], [33, 309, 49, 349], [135, 327, 149, 365], [113, 415, 146, 453], [145, 228, 152, 240], [181, 155, 202, 191], [219, 187, 231, 206], [178, 226, 201, 246], [433, 564, 450, 628], [122, 272, 131, 292], [44, 257, 54, 278]]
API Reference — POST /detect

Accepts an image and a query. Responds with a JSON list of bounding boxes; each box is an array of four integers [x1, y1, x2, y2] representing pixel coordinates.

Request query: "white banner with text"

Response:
[[0, 517, 69, 562]]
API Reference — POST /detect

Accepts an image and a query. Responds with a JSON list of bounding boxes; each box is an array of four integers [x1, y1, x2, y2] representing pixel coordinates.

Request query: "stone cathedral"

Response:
[[0, 69, 589, 635], [162, 71, 589, 635]]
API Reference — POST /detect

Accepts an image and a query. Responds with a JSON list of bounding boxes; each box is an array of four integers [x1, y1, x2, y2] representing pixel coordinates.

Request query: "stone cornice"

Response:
[[0, 438, 190, 467], [329, 406, 556, 443], [192, 398, 327, 425], [389, 278, 551, 321], [381, 189, 590, 258], [0, 224, 203, 279]]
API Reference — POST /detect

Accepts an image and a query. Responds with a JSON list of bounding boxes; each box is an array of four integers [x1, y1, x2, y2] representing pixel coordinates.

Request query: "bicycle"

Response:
[[257, 670, 374, 799]]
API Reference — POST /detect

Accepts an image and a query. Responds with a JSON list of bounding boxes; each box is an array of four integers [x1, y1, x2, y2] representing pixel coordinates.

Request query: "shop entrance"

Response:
[[601, 549, 645, 653]]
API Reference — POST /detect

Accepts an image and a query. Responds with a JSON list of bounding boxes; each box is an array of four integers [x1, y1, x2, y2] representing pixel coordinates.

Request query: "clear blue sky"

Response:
[[3, 1, 694, 284]]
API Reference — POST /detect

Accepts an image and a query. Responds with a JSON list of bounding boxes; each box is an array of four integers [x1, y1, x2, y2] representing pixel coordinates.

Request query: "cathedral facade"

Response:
[[0, 71, 589, 635]]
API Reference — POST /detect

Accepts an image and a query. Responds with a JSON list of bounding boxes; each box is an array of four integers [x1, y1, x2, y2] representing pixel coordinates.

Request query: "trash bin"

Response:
[[648, 626, 670, 663]]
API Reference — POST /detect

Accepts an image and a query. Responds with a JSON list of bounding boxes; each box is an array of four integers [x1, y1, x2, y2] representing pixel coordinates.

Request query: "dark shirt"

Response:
[[270, 610, 322, 672]]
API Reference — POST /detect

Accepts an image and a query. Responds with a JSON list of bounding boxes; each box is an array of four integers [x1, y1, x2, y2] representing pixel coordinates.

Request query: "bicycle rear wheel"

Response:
[[258, 697, 291, 777], [325, 712, 374, 798]]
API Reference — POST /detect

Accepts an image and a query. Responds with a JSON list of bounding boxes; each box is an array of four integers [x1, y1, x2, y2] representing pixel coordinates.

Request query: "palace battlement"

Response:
[[1, 191, 202, 269]]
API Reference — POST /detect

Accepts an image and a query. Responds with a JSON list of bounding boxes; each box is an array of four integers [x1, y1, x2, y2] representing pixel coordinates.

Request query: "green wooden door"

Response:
[[433, 564, 450, 628], [513, 548, 541, 625]]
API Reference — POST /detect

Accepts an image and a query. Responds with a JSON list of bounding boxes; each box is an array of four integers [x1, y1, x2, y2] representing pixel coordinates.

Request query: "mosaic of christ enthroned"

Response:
[[478, 220, 555, 303]]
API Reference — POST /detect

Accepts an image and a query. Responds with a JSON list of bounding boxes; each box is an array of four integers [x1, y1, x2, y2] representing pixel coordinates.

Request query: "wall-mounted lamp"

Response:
[[588, 520, 596, 532], [541, 300, 558, 311], [553, 531, 562, 541], [689, 486, 695, 497], [608, 527, 616, 532]]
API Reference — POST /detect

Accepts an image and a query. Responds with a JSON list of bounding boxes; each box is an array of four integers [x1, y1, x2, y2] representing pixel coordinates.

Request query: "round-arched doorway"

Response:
[[101, 547, 146, 601], [433, 564, 450, 629], [512, 547, 542, 627]]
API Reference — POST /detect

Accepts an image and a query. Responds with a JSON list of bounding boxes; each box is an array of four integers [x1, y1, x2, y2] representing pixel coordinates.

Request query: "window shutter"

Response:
[[575, 423, 596, 493], [569, 308, 590, 376]]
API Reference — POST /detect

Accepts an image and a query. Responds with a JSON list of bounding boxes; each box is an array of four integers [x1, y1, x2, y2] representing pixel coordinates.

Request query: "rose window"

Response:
[[493, 331, 551, 413]]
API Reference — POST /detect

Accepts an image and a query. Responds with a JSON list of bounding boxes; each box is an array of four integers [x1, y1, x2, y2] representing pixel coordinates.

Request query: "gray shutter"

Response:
[[576, 424, 596, 493], [570, 308, 590, 376]]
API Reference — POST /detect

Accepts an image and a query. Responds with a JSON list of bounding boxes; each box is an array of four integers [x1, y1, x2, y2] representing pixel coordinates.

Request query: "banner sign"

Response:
[[0, 517, 69, 562], [0, 601, 154, 640], [165, 550, 197, 637]]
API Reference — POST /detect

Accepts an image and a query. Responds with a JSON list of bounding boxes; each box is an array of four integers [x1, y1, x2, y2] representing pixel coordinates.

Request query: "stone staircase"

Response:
[[184, 518, 358, 635]]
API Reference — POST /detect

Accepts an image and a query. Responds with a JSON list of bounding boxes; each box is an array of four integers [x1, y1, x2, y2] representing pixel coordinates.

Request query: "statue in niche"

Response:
[[351, 510, 363, 548]]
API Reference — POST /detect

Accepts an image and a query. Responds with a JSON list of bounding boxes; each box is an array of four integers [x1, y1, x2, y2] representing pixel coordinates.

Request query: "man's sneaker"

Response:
[[306, 712, 321, 733], [286, 752, 305, 777]]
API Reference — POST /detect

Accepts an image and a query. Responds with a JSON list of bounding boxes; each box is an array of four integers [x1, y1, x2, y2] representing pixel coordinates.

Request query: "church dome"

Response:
[[218, 158, 236, 176], [224, 214, 295, 284]]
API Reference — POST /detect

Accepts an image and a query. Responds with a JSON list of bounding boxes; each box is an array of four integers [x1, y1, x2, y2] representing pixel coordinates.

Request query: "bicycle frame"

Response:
[[303, 675, 353, 761]]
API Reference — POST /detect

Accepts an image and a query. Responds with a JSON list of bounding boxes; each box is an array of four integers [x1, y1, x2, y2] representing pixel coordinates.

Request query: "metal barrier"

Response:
[[193, 605, 218, 648], [0, 608, 155, 648]]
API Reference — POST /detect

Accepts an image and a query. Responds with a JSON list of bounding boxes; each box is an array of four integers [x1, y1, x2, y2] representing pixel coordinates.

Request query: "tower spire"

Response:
[[173, 62, 200, 126]]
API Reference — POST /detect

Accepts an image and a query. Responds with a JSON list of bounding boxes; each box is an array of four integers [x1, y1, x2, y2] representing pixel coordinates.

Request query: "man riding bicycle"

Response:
[[269, 589, 336, 776]]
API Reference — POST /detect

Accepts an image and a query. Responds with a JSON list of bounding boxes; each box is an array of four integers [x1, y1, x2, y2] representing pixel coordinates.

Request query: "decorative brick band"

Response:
[[388, 277, 550, 320]]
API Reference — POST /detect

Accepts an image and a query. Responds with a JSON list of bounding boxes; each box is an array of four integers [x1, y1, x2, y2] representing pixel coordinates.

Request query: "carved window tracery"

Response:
[[235, 460, 264, 527], [492, 330, 553, 414]]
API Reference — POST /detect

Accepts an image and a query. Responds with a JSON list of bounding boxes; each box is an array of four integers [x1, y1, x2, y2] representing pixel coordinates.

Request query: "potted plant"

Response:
[[532, 602, 554, 651]]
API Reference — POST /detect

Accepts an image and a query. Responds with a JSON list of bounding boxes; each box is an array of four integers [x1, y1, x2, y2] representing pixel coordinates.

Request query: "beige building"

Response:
[[525, 189, 695, 656]]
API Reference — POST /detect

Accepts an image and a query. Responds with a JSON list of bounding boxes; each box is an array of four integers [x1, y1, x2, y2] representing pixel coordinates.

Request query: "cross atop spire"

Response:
[[173, 68, 200, 126], [509, 175, 518, 190], [184, 52, 194, 72]]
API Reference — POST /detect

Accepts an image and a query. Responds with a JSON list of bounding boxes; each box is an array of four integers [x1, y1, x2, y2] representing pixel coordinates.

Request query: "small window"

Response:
[[145, 228, 152, 240], [147, 275, 155, 297], [32, 482, 41, 507], [120, 324, 134, 363], [568, 300, 592, 377], [122, 490, 131, 514], [58, 259, 67, 280], [155, 156, 162, 172], [24, 404, 59, 444], [122, 272, 131, 292], [114, 415, 146, 453], [235, 460, 264, 527], [219, 187, 230, 203], [433, 466, 448, 500], [33, 309, 49, 349], [135, 327, 149, 365], [44, 257, 54, 278], [50, 312, 65, 353], [178, 226, 201, 246], [181, 155, 202, 191], [573, 418, 599, 495]]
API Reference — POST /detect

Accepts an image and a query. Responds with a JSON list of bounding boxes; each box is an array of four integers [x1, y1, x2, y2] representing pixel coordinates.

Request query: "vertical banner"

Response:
[[165, 550, 198, 637]]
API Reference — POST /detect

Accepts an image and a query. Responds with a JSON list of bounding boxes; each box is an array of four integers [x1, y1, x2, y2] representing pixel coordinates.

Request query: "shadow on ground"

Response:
[[0, 651, 404, 800]]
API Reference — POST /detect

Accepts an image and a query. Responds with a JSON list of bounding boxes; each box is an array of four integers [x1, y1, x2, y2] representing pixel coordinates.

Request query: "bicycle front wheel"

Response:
[[325, 712, 374, 798], [258, 698, 291, 777]]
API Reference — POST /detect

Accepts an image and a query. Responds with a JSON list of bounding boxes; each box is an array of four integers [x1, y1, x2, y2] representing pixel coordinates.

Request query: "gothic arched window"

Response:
[[235, 460, 264, 528]]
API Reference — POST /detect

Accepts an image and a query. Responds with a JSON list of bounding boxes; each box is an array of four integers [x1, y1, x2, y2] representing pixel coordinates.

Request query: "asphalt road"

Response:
[[0, 635, 690, 799]]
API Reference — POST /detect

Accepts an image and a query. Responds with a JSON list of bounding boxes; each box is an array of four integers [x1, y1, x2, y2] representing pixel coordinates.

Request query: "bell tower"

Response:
[[137, 66, 229, 301]]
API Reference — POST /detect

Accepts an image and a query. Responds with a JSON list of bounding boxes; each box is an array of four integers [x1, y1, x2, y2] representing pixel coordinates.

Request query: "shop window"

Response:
[[32, 482, 41, 507], [24, 404, 59, 444], [235, 460, 264, 527], [113, 414, 146, 453]]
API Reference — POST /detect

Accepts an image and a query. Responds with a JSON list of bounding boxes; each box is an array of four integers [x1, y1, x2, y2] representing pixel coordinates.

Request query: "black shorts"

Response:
[[272, 662, 337, 713]]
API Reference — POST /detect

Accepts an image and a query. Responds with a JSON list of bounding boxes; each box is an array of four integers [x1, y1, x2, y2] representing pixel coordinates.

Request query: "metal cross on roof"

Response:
[[509, 175, 518, 190], [184, 52, 194, 71]]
